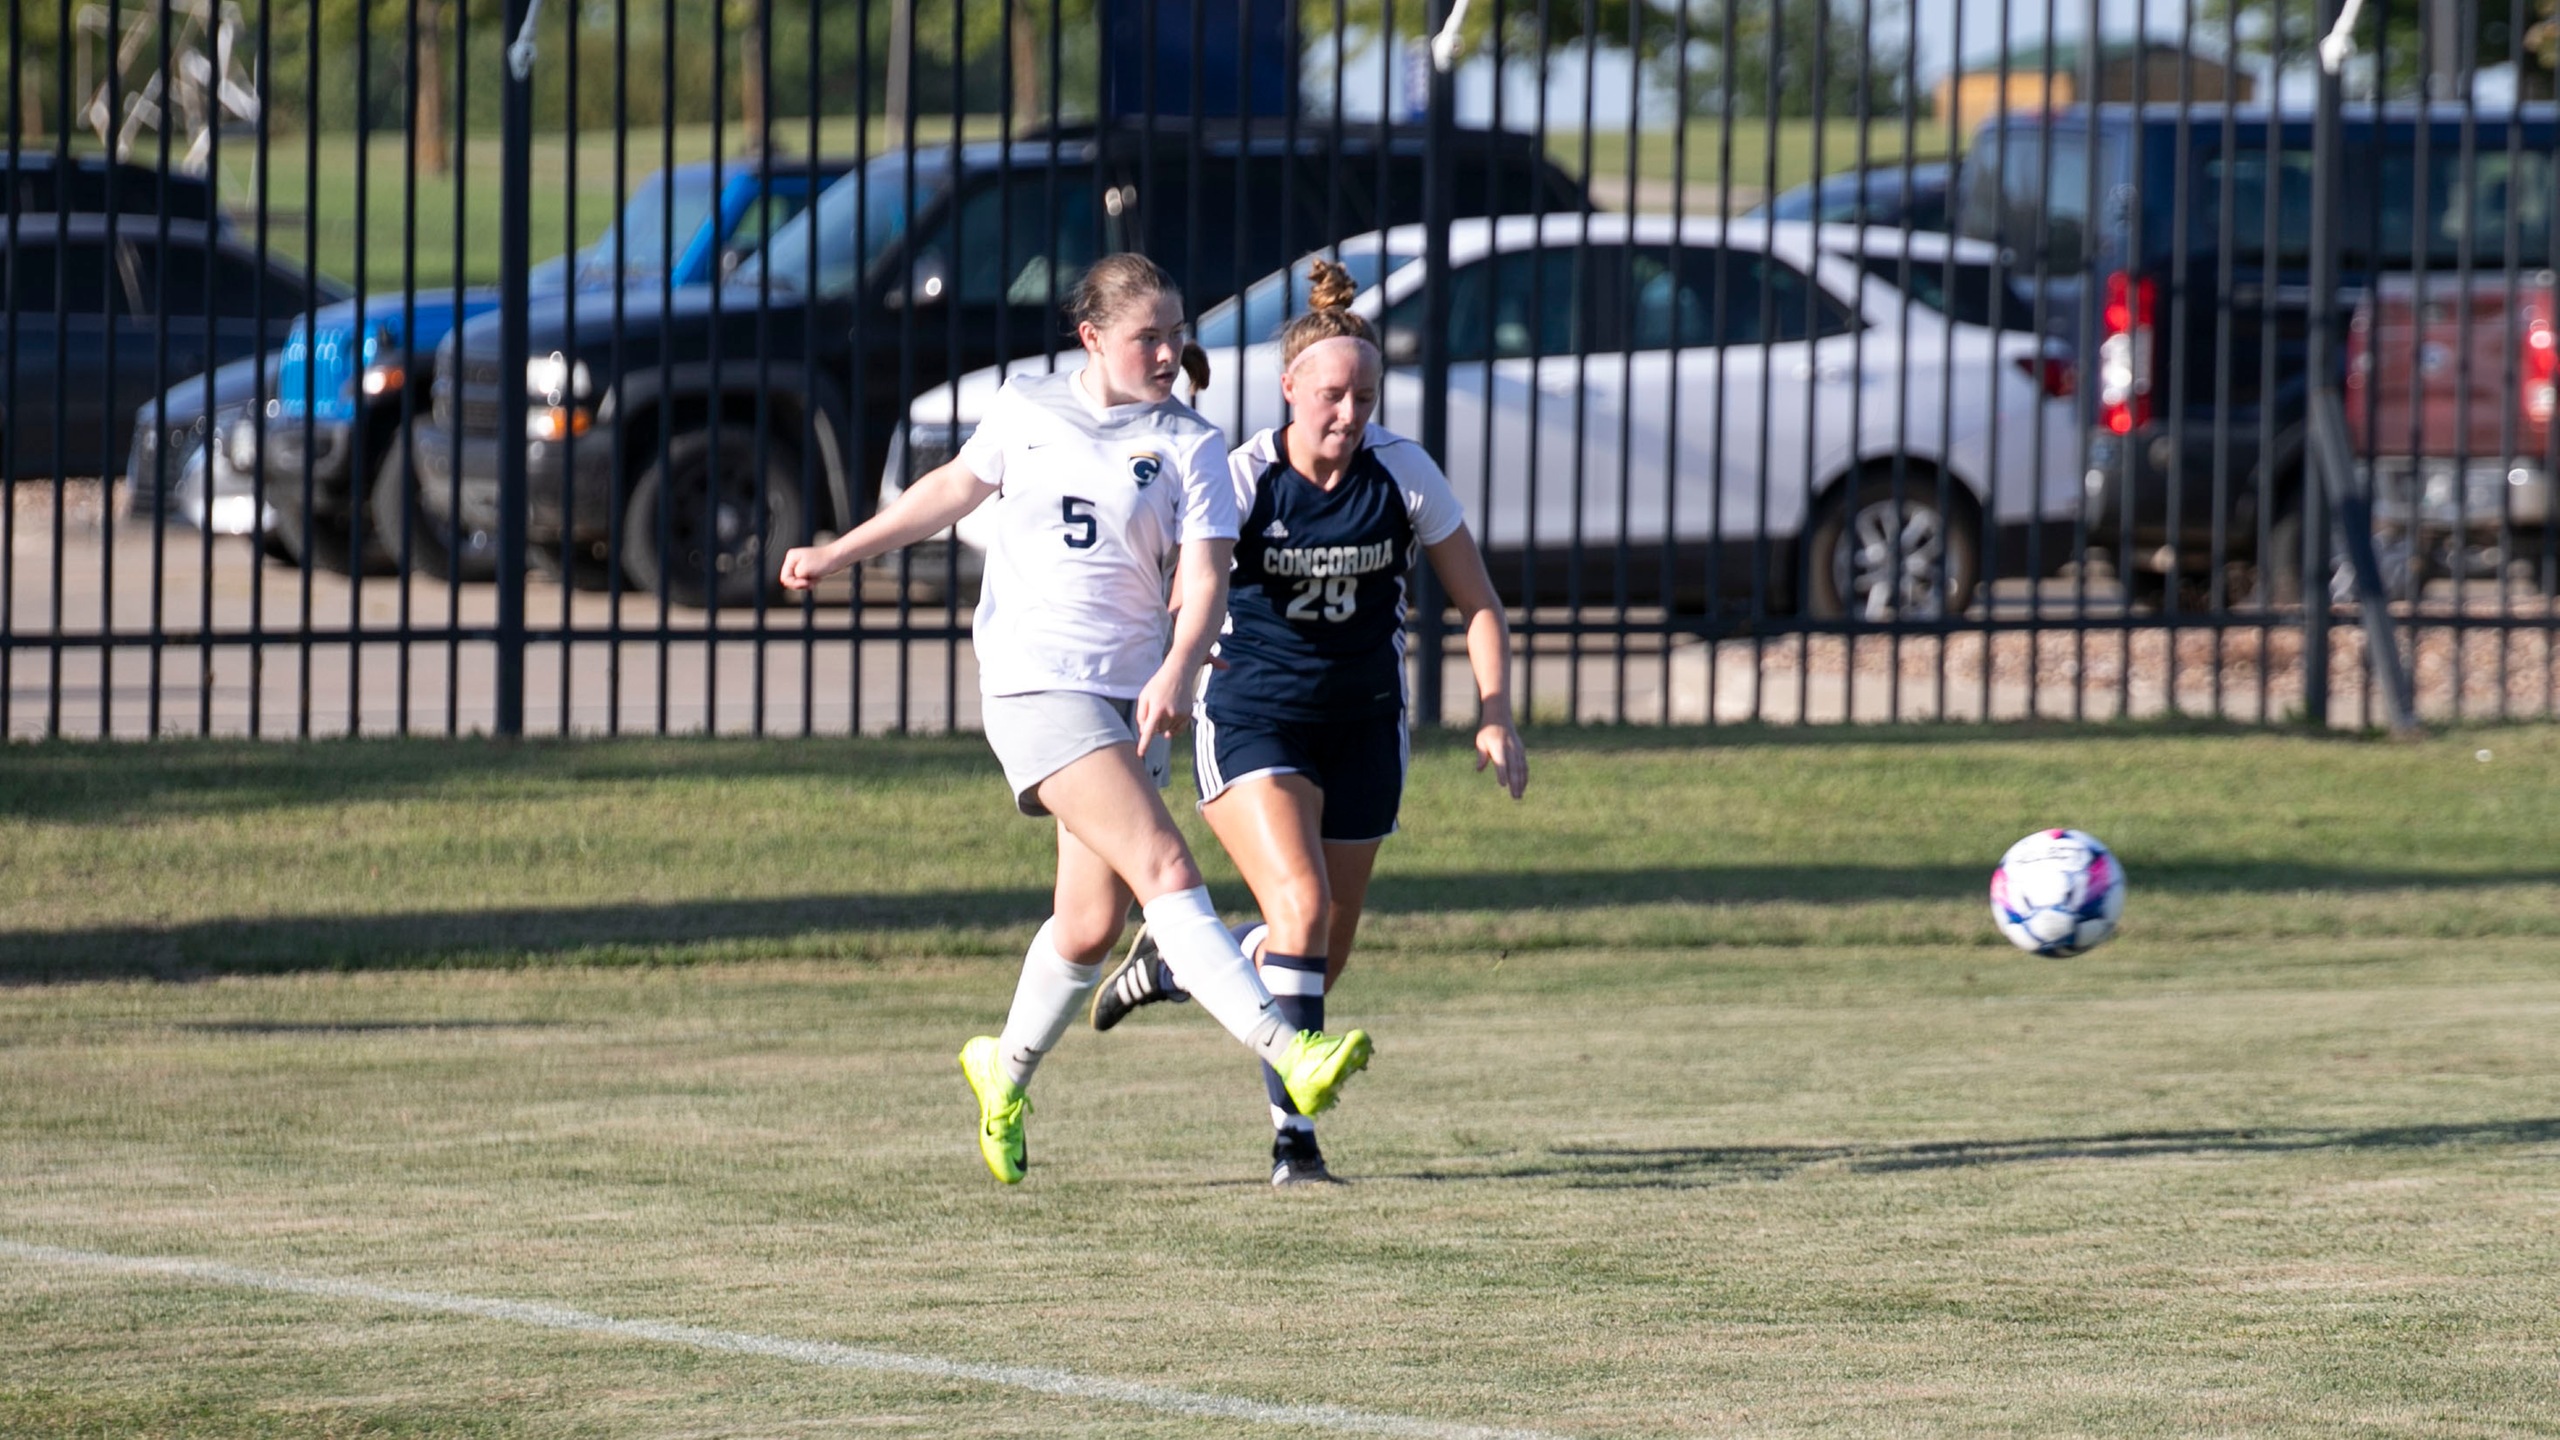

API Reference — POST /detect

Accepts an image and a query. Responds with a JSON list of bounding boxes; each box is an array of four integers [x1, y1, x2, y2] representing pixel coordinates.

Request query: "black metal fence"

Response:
[[3, 0, 2556, 739]]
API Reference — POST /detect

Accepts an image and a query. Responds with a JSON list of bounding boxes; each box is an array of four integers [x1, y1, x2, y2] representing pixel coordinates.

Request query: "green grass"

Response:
[[196, 115, 1949, 289], [208, 116, 1010, 291], [3, 722, 2558, 1436], [1545, 117, 1955, 196]]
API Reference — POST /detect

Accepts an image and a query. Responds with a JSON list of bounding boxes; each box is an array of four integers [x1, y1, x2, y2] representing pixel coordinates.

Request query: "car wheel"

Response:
[[1806, 471, 1980, 621], [620, 424, 805, 608], [530, 539, 617, 591], [266, 491, 393, 576], [367, 421, 496, 582]]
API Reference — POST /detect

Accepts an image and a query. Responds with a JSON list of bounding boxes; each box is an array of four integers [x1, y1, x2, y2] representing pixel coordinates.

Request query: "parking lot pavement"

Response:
[[11, 504, 2557, 738]]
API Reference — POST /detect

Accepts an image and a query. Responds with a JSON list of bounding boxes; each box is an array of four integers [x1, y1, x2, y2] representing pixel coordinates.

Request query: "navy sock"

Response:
[[1257, 951, 1327, 1136]]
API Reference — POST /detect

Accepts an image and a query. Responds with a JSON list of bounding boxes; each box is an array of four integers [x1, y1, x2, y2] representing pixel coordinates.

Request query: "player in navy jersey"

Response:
[[780, 254, 1372, 1186], [1091, 259, 1528, 1185]]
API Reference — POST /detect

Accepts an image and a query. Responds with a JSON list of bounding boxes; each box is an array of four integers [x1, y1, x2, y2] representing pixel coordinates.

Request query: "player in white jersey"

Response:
[[780, 254, 1372, 1184]]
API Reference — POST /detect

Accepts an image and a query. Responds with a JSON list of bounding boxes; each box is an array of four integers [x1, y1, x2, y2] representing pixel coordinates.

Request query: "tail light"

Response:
[[2527, 306, 2555, 428], [2099, 272, 2155, 436], [2014, 353, 2076, 399]]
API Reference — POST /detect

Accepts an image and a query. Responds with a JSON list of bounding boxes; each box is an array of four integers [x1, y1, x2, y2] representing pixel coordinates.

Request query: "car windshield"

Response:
[[737, 157, 946, 300], [1194, 246, 1422, 349], [579, 169, 720, 284]]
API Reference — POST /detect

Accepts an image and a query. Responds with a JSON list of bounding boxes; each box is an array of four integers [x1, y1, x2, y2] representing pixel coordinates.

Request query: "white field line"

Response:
[[0, 1238, 1575, 1440]]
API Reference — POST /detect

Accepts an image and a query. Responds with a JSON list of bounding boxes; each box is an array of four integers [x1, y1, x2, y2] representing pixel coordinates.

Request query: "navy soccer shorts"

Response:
[[1192, 708, 1409, 843]]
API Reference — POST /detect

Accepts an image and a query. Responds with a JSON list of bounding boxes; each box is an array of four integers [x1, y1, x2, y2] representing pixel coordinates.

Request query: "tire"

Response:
[[620, 424, 805, 609], [266, 490, 393, 576], [1805, 469, 1980, 621], [366, 421, 497, 582], [530, 538, 616, 591]]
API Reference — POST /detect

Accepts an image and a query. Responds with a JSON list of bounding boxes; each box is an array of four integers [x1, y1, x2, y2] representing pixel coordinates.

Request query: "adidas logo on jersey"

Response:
[[1262, 519, 1290, 540]]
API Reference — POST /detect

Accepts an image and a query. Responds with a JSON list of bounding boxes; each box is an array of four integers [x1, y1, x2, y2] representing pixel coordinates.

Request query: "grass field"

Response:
[[3, 722, 2558, 1436], [185, 115, 1946, 289]]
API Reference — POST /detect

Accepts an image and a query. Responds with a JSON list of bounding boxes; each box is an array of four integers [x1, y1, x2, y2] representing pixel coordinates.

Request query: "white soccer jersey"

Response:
[[956, 369, 1238, 699]]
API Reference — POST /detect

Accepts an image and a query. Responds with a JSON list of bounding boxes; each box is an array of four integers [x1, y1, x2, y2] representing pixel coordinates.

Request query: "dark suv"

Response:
[[1957, 103, 2557, 602], [413, 121, 1590, 605]]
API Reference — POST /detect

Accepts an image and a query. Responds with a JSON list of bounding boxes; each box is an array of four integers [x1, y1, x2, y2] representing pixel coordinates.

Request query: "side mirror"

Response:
[[888, 249, 950, 309], [1382, 323, 1422, 365]]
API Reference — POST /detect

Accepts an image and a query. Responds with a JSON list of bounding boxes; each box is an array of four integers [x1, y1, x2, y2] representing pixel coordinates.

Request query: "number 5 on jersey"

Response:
[[1061, 497, 1098, 549], [1285, 575, 1358, 622]]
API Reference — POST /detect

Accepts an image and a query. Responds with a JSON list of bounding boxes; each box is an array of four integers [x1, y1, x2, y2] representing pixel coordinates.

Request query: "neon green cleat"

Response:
[[1273, 1028, 1372, 1116], [957, 1035, 1030, 1184]]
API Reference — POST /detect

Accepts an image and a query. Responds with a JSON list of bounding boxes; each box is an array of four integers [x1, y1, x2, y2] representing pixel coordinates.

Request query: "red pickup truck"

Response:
[[2346, 272, 2558, 585]]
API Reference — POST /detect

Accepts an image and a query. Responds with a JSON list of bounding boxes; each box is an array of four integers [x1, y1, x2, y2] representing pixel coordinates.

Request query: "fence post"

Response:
[[2300, 0, 2343, 729], [1413, 0, 1455, 729], [494, 0, 537, 736]]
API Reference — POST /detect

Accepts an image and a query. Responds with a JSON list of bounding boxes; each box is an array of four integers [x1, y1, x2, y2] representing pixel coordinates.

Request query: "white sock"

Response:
[[1142, 887, 1295, 1067], [997, 919, 1101, 1089], [1229, 920, 1270, 964]]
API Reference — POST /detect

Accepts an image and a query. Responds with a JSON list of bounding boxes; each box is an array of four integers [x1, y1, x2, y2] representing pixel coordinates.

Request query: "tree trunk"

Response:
[[1010, 0, 1040, 122], [415, 0, 449, 176], [740, 1, 768, 146], [885, 0, 910, 149]]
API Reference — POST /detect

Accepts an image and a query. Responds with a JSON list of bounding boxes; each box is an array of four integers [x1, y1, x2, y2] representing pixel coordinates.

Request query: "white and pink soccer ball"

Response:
[[1990, 829, 2126, 957]]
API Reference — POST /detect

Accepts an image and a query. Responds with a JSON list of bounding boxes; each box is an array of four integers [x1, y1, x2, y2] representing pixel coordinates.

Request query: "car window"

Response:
[[6, 238, 126, 317], [722, 186, 808, 258], [1386, 245, 1621, 362], [1193, 244, 1418, 349], [1854, 254, 2038, 332], [739, 156, 948, 300], [2194, 142, 2553, 271], [940, 171, 1100, 306], [1693, 250, 1857, 346], [1957, 128, 2107, 274], [130, 242, 278, 319]]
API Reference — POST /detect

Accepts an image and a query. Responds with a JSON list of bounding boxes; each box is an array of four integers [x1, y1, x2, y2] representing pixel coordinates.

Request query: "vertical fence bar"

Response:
[[294, 0, 317, 739], [147, 0, 172, 736], [353, 0, 374, 733], [493, 0, 532, 737], [558, 0, 579, 734], [1658, 0, 1688, 728], [605, 0, 627, 736], [750, 0, 773, 739], [95, 0, 118, 739], [1413, 0, 1452, 730], [47, 0, 67, 740], [2, 0, 17, 742], [396, 0, 419, 734], [449, 0, 469, 736], [798, 0, 820, 739], [2301, 0, 2340, 727]]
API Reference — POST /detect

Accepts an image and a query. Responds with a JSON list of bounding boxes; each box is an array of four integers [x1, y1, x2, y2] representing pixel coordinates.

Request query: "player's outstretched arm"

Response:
[[1425, 524, 1527, 800], [778, 459, 995, 590], [1135, 537, 1235, 746]]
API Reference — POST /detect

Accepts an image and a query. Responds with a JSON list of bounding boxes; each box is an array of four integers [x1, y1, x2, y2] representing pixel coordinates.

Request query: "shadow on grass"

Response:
[[10, 855, 2549, 978], [1402, 1117, 2560, 1189], [0, 733, 1003, 825], [0, 714, 2398, 826], [7, 859, 2554, 982]]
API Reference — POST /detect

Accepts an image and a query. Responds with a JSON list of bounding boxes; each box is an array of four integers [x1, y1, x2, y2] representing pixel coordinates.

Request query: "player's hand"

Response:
[[1133, 664, 1195, 749], [1475, 722, 1527, 799], [778, 544, 837, 591]]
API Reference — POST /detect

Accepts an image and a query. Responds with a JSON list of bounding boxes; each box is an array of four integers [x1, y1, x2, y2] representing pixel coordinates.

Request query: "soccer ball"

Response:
[[1989, 828, 2126, 957]]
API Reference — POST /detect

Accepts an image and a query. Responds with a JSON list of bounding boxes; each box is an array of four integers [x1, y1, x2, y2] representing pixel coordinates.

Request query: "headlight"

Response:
[[525, 351, 592, 403], [359, 325, 405, 396], [223, 413, 259, 470]]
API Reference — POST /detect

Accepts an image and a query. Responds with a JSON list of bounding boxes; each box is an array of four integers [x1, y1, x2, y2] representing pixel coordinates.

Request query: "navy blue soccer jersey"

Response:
[[1202, 425, 1466, 723]]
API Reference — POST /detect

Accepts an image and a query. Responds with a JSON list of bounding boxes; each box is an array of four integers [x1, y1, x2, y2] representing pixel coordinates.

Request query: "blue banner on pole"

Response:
[[1104, 0, 1295, 119]]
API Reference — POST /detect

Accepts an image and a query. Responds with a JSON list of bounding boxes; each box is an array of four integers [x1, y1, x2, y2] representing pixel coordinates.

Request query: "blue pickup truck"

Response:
[[129, 156, 848, 576]]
